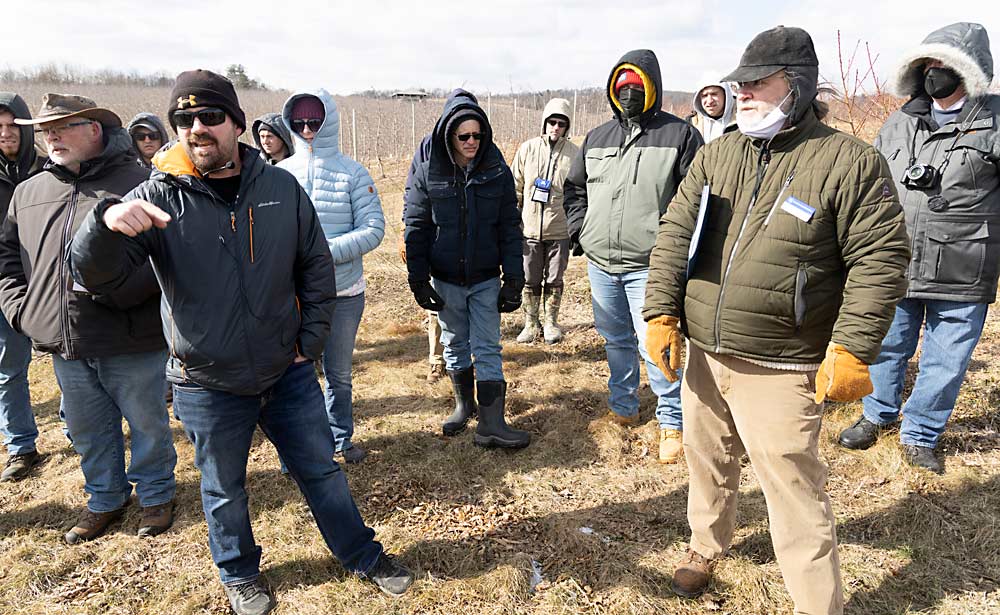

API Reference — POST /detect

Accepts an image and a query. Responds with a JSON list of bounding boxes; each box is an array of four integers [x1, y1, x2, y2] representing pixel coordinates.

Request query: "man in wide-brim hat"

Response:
[[0, 92, 176, 544]]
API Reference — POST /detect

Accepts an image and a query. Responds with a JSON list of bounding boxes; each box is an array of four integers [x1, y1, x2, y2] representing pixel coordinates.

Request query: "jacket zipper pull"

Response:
[[248, 207, 255, 263], [763, 171, 796, 227], [230, 211, 236, 232]]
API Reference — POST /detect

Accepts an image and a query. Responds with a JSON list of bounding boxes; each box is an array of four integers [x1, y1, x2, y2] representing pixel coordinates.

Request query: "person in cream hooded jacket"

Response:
[[687, 81, 736, 143]]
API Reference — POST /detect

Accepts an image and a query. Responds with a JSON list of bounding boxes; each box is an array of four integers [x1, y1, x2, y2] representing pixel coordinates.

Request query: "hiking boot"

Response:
[[658, 428, 683, 464], [65, 506, 127, 544], [1, 449, 40, 482], [473, 381, 530, 449], [224, 579, 276, 615], [516, 288, 542, 343], [603, 410, 641, 427], [138, 500, 175, 538], [443, 367, 477, 436], [542, 287, 565, 344], [338, 445, 368, 464], [427, 362, 446, 384], [671, 548, 717, 598], [365, 552, 414, 597], [902, 444, 943, 474], [838, 416, 888, 450]]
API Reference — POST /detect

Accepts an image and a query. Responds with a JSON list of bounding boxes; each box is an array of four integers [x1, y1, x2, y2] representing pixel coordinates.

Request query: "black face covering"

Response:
[[924, 66, 962, 100], [617, 87, 646, 119]]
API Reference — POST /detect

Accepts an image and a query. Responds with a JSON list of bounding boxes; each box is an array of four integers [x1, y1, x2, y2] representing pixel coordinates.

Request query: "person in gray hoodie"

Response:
[[126, 112, 169, 169], [0, 92, 44, 482], [252, 112, 294, 164], [687, 81, 736, 143], [838, 22, 1000, 474]]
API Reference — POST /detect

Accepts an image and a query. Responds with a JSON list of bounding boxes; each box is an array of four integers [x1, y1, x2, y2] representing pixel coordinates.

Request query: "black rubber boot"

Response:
[[473, 381, 530, 449], [443, 368, 477, 436]]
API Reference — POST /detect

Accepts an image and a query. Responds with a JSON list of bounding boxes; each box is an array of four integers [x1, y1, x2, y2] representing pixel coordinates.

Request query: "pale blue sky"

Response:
[[4, 1, 998, 94]]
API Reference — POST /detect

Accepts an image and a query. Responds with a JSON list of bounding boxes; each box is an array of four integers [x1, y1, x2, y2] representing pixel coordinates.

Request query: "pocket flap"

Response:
[[925, 220, 989, 242]]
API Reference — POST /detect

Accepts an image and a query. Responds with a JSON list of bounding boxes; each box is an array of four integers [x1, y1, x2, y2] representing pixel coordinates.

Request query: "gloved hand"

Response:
[[645, 315, 684, 383], [569, 232, 584, 257], [814, 343, 873, 404], [409, 280, 445, 312], [397, 235, 407, 264], [497, 277, 525, 313]]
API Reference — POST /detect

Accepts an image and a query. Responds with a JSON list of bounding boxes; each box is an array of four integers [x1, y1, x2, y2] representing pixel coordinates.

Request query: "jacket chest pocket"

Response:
[[428, 184, 460, 225], [938, 134, 998, 208], [475, 185, 501, 223], [584, 150, 619, 185], [922, 219, 991, 285]]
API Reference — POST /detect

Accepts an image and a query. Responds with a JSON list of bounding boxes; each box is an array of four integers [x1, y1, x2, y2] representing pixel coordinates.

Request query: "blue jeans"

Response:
[[587, 262, 682, 430], [172, 361, 382, 585], [322, 293, 365, 453], [863, 298, 988, 448], [0, 312, 35, 455], [432, 277, 504, 381], [51, 349, 175, 512]]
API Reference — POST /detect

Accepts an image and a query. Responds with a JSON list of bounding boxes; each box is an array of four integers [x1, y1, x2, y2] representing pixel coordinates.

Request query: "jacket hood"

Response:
[[126, 112, 169, 142], [282, 89, 339, 154], [540, 97, 572, 136], [431, 88, 493, 170], [606, 49, 663, 124], [252, 111, 295, 159], [692, 82, 735, 123], [892, 22, 994, 99], [0, 91, 39, 184]]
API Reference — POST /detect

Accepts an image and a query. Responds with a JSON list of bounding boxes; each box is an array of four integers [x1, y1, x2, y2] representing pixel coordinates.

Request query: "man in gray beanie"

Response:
[[643, 26, 909, 613], [839, 23, 999, 474]]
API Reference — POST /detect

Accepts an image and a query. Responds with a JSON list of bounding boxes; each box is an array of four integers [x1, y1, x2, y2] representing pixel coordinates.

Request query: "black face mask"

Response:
[[617, 87, 646, 119], [924, 67, 962, 99]]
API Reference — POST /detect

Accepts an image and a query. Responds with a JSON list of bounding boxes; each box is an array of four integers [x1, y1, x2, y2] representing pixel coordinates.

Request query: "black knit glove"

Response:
[[497, 277, 525, 313], [409, 280, 445, 312]]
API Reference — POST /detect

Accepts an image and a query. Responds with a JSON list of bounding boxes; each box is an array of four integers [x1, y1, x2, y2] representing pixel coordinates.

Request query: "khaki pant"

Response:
[[683, 345, 843, 615], [427, 312, 444, 366]]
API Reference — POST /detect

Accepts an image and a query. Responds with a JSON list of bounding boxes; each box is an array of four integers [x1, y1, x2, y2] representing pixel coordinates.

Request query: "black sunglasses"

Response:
[[172, 108, 227, 129], [546, 118, 568, 128], [456, 132, 484, 142], [133, 132, 161, 141], [291, 118, 323, 132]]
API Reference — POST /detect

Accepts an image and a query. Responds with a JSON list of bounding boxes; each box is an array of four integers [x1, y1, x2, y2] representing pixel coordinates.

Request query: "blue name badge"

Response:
[[531, 177, 552, 203], [780, 196, 816, 222]]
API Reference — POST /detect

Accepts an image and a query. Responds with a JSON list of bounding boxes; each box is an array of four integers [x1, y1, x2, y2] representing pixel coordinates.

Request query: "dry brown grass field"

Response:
[[0, 84, 998, 615]]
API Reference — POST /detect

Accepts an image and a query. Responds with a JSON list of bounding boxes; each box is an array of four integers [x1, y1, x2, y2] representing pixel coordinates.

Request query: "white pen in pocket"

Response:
[[763, 171, 796, 227]]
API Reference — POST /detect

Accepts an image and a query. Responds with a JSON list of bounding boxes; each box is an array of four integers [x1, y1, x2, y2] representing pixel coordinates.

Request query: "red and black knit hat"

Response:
[[615, 69, 644, 93], [167, 69, 246, 131]]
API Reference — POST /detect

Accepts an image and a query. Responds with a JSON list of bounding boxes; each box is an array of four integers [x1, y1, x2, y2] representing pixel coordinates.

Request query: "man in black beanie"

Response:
[[68, 69, 413, 615]]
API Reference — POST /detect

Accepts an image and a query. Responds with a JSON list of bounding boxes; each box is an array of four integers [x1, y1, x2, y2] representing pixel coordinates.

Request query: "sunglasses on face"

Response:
[[291, 118, 323, 132], [172, 108, 227, 129], [133, 132, 161, 141], [456, 132, 484, 142], [546, 119, 568, 128]]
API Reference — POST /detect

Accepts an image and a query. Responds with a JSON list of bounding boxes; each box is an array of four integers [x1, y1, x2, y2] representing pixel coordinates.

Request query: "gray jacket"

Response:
[[877, 22, 1000, 303]]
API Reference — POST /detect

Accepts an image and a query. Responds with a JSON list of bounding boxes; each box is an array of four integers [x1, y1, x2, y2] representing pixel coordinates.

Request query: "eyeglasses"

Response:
[[133, 132, 161, 142], [172, 108, 227, 129], [546, 119, 568, 128], [291, 119, 323, 132], [456, 132, 484, 142], [34, 120, 94, 137]]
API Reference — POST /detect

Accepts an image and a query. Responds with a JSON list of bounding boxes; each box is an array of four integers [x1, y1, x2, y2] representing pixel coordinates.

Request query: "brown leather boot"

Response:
[[671, 548, 716, 598], [65, 506, 127, 544], [138, 500, 175, 537]]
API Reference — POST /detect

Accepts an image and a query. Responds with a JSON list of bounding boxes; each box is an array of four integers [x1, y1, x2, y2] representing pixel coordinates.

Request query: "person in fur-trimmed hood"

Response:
[[838, 22, 1000, 475]]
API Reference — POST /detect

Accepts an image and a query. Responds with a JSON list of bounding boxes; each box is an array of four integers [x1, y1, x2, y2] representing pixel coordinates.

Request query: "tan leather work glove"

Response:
[[645, 315, 684, 383], [397, 234, 407, 264], [814, 343, 874, 404]]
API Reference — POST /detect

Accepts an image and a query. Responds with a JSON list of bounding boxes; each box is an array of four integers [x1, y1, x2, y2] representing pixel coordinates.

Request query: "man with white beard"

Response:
[[641, 26, 910, 614]]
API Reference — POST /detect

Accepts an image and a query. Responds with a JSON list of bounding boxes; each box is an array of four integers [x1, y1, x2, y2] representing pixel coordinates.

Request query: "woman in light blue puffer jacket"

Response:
[[279, 89, 385, 464]]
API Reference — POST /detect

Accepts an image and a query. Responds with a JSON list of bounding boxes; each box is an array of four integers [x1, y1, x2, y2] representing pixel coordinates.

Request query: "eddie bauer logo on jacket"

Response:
[[255, 201, 280, 208]]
